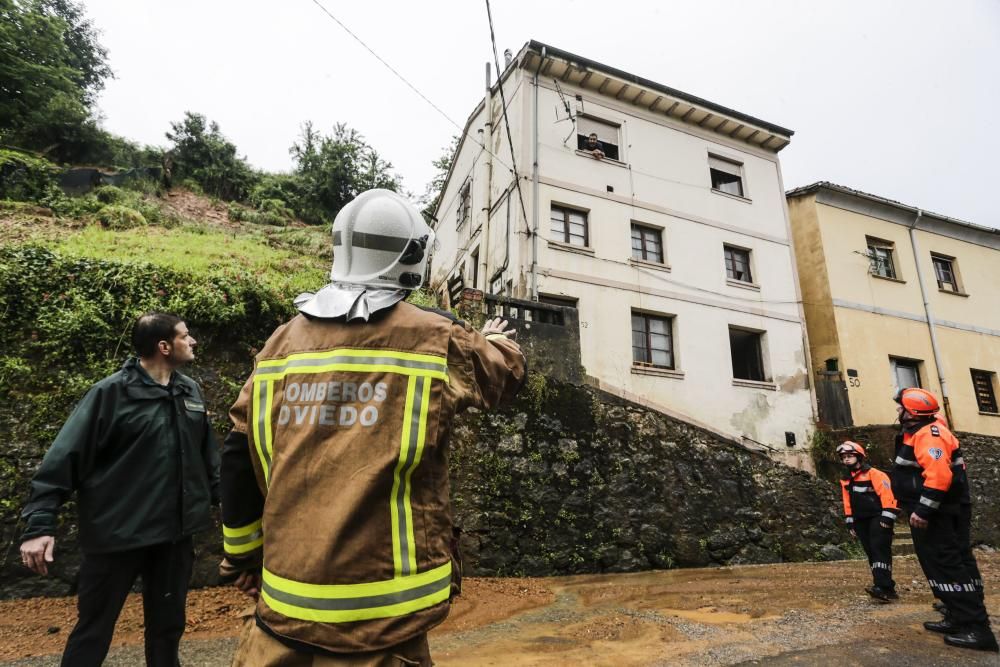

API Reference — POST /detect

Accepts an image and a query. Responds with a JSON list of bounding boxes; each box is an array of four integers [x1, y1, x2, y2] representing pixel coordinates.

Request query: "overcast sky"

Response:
[[81, 0, 999, 227]]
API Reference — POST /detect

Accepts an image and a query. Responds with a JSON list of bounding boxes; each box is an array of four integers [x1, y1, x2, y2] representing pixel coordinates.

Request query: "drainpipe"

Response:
[[482, 62, 493, 290], [908, 209, 954, 428], [530, 47, 545, 301]]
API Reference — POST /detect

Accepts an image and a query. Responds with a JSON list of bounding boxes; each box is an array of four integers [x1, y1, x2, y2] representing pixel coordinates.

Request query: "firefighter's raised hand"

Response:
[[482, 317, 515, 338], [20, 535, 55, 576]]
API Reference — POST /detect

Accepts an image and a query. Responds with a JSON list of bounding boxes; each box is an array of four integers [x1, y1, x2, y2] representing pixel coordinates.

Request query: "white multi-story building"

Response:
[[430, 41, 814, 455]]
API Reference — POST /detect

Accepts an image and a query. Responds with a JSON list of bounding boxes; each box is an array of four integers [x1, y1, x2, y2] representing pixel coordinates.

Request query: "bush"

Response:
[[94, 185, 125, 204], [0, 149, 61, 202], [97, 205, 146, 230]]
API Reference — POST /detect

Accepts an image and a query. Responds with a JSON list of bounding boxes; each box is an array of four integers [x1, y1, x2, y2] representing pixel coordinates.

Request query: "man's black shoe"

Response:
[[924, 618, 961, 634], [885, 589, 899, 600], [932, 601, 947, 613], [943, 628, 999, 652], [866, 586, 892, 602]]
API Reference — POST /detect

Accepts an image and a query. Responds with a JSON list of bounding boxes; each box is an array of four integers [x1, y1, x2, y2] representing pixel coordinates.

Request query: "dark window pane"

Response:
[[971, 370, 998, 413], [730, 328, 764, 381], [711, 169, 744, 197]]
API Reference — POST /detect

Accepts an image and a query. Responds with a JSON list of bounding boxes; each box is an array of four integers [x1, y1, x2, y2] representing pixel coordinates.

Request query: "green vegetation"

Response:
[[53, 225, 326, 296]]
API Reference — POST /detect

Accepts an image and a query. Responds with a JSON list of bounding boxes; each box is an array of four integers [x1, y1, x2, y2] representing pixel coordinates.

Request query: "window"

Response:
[[470, 247, 480, 290], [866, 236, 897, 279], [631, 224, 663, 263], [932, 254, 960, 292], [457, 180, 472, 229], [539, 294, 578, 309], [729, 327, 766, 381], [724, 245, 753, 283], [709, 155, 744, 197], [890, 357, 921, 393], [971, 370, 998, 414], [576, 116, 620, 160], [632, 312, 674, 369], [550, 204, 588, 247]]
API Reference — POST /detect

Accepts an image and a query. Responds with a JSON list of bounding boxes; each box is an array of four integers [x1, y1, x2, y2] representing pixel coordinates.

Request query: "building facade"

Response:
[[429, 41, 815, 453], [787, 182, 1000, 435]]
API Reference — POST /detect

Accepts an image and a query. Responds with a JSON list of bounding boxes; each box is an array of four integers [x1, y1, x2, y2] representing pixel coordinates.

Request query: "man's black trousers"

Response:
[[855, 517, 895, 591], [911, 509, 991, 629], [61, 538, 194, 667]]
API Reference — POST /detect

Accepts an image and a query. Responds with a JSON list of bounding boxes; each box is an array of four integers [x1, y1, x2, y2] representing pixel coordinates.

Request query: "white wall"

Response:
[[432, 67, 814, 449]]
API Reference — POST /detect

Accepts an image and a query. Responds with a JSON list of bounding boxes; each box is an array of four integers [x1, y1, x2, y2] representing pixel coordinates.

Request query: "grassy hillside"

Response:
[[0, 163, 333, 571]]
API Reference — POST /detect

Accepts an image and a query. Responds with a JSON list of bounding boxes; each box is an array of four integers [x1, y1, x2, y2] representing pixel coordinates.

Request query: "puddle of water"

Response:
[[658, 606, 777, 624]]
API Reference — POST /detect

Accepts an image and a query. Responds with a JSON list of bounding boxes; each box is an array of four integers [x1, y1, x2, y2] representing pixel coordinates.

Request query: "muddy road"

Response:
[[2, 553, 998, 666]]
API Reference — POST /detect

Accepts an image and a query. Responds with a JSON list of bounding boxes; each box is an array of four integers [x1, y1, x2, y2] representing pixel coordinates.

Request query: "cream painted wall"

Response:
[[791, 199, 1000, 436]]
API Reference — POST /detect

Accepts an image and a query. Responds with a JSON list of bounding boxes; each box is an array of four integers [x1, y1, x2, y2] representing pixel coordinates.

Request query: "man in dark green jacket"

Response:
[[20, 312, 220, 667]]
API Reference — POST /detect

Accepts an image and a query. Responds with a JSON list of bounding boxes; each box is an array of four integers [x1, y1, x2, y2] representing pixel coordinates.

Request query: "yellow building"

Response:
[[787, 182, 1000, 435]]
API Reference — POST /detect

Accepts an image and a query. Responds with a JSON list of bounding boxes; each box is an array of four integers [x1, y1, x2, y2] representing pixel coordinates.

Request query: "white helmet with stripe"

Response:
[[331, 189, 434, 290]]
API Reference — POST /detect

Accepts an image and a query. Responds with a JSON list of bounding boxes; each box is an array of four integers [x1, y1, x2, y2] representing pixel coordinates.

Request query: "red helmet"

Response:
[[895, 387, 940, 417], [836, 441, 866, 458]]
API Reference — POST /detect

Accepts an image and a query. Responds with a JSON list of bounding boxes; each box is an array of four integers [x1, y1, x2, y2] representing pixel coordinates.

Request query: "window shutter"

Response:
[[709, 156, 742, 176], [577, 117, 619, 144]]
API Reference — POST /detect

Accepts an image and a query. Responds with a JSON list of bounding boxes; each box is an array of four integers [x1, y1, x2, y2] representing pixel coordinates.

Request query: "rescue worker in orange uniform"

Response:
[[891, 388, 997, 652], [838, 441, 898, 602], [219, 189, 526, 665]]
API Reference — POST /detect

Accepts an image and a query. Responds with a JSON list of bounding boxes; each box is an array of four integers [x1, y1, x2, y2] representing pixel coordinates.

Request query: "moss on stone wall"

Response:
[[449, 381, 851, 577]]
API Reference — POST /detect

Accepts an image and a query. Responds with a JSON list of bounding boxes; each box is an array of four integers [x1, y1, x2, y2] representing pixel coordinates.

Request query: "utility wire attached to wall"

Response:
[[308, 0, 524, 212], [485, 0, 532, 236]]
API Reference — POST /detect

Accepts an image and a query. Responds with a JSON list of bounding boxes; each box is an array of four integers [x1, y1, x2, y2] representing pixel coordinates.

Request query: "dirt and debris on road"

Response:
[[2, 553, 999, 666]]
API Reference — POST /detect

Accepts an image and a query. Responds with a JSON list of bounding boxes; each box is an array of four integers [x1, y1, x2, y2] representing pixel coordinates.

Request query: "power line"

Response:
[[485, 0, 532, 237], [307, 0, 520, 191]]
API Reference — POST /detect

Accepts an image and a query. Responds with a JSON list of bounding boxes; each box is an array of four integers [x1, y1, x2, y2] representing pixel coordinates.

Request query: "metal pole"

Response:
[[908, 209, 954, 428], [530, 47, 545, 301]]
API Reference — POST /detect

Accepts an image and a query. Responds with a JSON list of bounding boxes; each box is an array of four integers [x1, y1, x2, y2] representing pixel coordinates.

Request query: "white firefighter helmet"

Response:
[[330, 189, 434, 290]]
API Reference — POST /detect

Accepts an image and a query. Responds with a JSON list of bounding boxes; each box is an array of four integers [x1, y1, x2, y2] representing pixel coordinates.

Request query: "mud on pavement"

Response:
[[3, 553, 999, 666]]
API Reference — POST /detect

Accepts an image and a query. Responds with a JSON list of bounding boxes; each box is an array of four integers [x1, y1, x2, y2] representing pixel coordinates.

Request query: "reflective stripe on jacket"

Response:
[[840, 465, 898, 525], [223, 302, 525, 653], [891, 418, 969, 517]]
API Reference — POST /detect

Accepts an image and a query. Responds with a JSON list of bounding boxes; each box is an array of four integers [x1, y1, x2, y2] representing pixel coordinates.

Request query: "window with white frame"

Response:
[[932, 253, 961, 292], [724, 245, 753, 283], [709, 155, 745, 197], [632, 312, 675, 369], [550, 204, 588, 247], [866, 236, 898, 279], [576, 116, 621, 161], [890, 356, 921, 393], [631, 223, 663, 263]]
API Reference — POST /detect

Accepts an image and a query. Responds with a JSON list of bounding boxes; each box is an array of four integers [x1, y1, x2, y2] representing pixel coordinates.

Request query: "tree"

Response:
[[288, 122, 401, 225], [166, 112, 257, 201], [0, 0, 112, 161], [420, 135, 459, 223]]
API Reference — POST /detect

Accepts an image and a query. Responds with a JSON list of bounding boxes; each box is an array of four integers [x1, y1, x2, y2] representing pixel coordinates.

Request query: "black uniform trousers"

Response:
[[854, 517, 895, 591], [911, 508, 991, 630], [61, 538, 194, 667]]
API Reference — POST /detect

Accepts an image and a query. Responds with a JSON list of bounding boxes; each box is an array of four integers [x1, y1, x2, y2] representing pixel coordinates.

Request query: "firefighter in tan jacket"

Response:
[[220, 189, 526, 665]]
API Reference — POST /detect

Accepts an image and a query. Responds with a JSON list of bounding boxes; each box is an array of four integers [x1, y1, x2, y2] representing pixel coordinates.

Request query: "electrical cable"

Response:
[[307, 0, 521, 196], [484, 0, 532, 236]]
